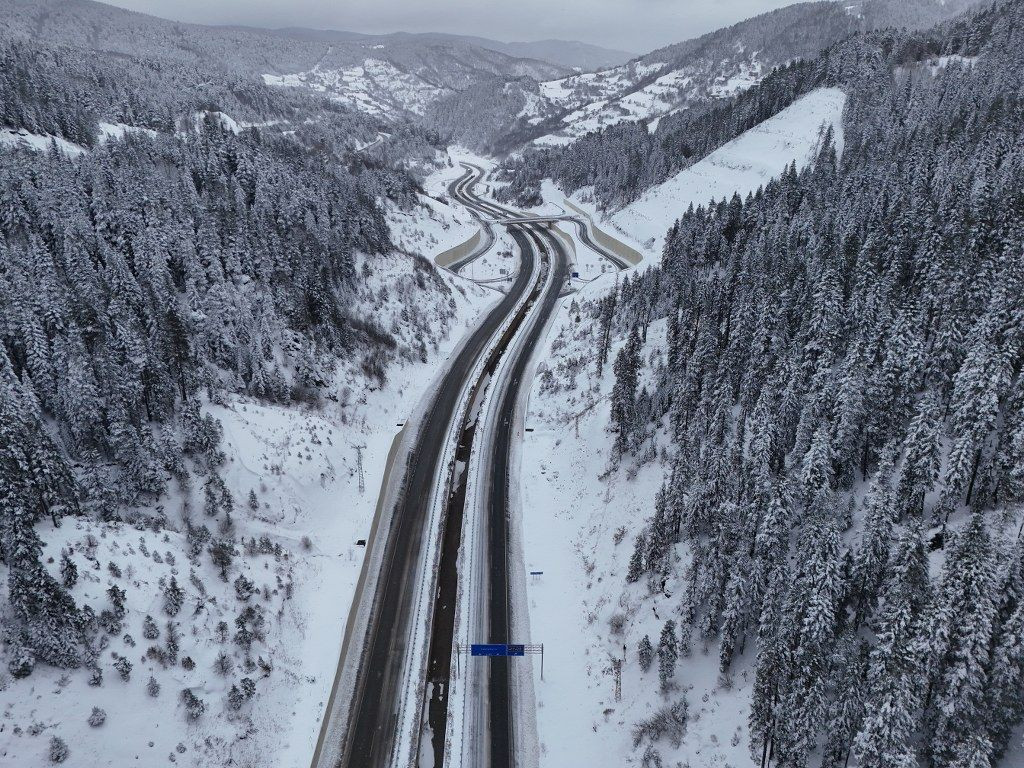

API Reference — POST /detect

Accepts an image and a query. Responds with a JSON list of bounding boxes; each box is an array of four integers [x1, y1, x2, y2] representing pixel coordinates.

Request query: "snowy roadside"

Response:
[[0, 242, 496, 767], [512, 85, 852, 768], [520, 316, 757, 767]]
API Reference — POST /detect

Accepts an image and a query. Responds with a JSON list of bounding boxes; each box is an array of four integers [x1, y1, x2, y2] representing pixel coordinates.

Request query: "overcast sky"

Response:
[[102, 0, 806, 53]]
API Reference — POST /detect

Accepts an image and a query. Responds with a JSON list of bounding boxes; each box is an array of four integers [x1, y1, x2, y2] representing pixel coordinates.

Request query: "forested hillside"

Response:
[[0, 22, 460, 692], [576, 1, 1024, 765]]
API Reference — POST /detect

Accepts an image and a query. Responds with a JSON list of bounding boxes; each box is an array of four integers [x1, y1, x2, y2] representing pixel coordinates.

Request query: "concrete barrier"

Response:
[[562, 199, 643, 266], [435, 228, 485, 269]]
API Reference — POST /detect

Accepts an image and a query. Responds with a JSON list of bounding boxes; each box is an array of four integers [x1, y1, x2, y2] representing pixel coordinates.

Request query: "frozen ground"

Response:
[[0, 237, 496, 766]]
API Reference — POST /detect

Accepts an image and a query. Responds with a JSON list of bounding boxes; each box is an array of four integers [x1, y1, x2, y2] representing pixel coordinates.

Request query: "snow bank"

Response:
[[606, 87, 846, 253], [0, 127, 85, 157]]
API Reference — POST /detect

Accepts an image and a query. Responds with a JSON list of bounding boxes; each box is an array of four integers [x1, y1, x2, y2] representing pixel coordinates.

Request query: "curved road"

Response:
[[445, 168, 573, 768], [323, 163, 566, 768]]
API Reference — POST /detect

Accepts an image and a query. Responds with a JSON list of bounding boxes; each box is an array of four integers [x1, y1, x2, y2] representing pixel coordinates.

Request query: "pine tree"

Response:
[[853, 529, 928, 768], [163, 576, 184, 616], [626, 533, 646, 583], [657, 620, 678, 694], [610, 326, 642, 456], [638, 635, 654, 672], [48, 736, 69, 764], [227, 684, 244, 711], [60, 550, 77, 589], [923, 515, 998, 768]]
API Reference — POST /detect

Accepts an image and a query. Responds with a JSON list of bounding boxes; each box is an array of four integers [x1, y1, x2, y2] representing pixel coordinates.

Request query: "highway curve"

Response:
[[442, 166, 572, 768], [328, 161, 576, 768], [334, 169, 540, 768]]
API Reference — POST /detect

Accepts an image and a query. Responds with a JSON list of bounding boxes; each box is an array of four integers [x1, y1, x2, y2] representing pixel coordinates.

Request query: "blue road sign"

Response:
[[471, 644, 507, 657], [471, 643, 525, 657]]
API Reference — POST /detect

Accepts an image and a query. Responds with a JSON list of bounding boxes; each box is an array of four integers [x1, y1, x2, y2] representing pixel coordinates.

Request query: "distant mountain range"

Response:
[[0, 0, 988, 152], [424, 0, 991, 152], [240, 26, 637, 71]]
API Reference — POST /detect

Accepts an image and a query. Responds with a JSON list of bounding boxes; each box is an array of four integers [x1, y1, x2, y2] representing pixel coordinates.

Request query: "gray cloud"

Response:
[[100, 0, 806, 53]]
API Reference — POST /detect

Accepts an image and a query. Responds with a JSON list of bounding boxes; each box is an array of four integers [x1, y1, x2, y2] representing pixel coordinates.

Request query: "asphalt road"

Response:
[[444, 166, 573, 768], [336, 169, 539, 768], [483, 225, 569, 768], [335, 161, 574, 768]]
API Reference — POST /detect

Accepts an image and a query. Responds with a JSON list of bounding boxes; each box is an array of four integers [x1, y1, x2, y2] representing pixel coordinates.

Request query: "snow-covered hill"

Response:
[[0, 0, 568, 125], [605, 87, 846, 253], [0, 155, 499, 766], [434, 0, 985, 153]]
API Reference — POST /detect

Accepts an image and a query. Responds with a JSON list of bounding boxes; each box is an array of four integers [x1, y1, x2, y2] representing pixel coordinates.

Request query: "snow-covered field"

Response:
[[0, 127, 85, 157], [0, 225, 497, 767], [263, 61, 444, 117], [532, 58, 764, 147], [580, 87, 847, 254]]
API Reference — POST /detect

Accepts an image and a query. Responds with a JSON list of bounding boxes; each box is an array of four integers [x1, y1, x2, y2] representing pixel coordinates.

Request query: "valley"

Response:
[[1, 1, 1024, 768]]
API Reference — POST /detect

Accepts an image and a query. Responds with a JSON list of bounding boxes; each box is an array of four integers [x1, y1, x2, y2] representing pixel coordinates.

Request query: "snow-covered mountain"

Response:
[[0, 0, 570, 122], [431, 0, 987, 153]]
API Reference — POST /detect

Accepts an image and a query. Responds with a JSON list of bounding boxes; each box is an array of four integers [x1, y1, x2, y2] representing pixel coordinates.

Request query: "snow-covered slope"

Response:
[[531, 59, 764, 147], [520, 315, 760, 768], [0, 249, 496, 768], [476, 0, 980, 153], [596, 87, 846, 254], [0, 127, 85, 156], [264, 61, 445, 118]]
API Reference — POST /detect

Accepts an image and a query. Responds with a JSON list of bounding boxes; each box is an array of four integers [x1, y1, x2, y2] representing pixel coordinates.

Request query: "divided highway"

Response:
[[315, 162, 572, 768]]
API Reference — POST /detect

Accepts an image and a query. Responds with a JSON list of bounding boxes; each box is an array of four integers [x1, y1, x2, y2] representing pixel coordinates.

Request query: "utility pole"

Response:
[[612, 657, 622, 701], [353, 444, 366, 494]]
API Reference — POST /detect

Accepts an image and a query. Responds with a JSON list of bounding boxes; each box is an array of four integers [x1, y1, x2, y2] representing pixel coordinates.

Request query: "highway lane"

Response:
[[330, 159, 576, 768], [446, 165, 574, 768], [334, 168, 540, 768], [481, 225, 569, 768], [417, 176, 553, 768]]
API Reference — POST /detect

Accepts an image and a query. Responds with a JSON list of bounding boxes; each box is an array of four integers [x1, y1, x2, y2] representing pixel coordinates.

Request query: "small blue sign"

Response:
[[471, 644, 507, 657], [471, 643, 525, 657], [571, 271, 579, 278]]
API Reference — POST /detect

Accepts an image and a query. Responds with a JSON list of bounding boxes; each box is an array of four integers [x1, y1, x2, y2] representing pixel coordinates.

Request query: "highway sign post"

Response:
[[462, 642, 545, 679]]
